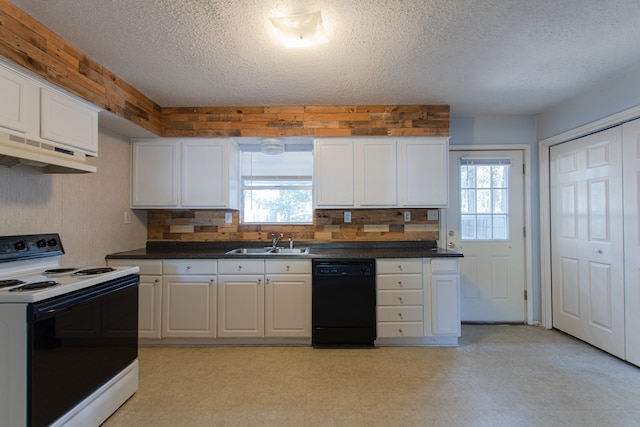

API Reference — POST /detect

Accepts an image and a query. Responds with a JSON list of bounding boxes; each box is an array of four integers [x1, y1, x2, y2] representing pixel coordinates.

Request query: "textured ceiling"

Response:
[[8, 0, 640, 115]]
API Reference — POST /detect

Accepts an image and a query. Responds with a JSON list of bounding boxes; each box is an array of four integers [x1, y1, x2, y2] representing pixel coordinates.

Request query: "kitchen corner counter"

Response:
[[106, 241, 463, 260]]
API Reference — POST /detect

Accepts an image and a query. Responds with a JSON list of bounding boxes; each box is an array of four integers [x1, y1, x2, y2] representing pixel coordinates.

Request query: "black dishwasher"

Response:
[[312, 259, 376, 347]]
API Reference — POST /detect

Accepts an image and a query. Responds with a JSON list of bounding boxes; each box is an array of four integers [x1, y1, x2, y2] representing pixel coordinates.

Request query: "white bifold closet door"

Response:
[[623, 119, 640, 366], [550, 126, 625, 359]]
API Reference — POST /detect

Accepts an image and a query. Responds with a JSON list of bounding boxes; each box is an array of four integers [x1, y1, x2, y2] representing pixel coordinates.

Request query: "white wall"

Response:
[[449, 115, 541, 321], [537, 59, 640, 140], [0, 126, 147, 267]]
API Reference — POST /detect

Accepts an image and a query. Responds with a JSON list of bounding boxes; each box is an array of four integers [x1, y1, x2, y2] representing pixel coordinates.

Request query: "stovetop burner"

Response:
[[0, 279, 26, 289], [72, 267, 115, 276], [9, 281, 58, 292], [42, 268, 78, 275]]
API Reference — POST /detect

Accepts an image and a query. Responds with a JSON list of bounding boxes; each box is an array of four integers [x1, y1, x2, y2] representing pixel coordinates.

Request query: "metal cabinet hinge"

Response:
[[522, 163, 525, 174], [524, 289, 528, 300]]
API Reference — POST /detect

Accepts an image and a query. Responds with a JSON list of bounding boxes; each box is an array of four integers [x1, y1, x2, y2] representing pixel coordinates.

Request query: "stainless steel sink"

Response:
[[225, 247, 310, 255], [270, 247, 310, 254], [225, 248, 274, 255]]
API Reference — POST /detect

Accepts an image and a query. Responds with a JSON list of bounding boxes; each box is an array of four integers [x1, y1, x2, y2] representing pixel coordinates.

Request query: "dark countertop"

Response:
[[106, 241, 463, 260]]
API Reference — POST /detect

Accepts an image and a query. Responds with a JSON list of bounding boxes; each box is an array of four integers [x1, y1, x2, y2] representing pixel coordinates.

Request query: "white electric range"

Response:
[[0, 233, 140, 427]]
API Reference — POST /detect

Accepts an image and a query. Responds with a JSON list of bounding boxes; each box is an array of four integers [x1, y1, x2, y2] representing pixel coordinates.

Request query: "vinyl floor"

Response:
[[102, 325, 640, 426]]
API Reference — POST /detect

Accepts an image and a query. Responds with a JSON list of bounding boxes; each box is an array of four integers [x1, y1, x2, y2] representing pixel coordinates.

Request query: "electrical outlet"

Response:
[[404, 211, 411, 222], [344, 211, 352, 223], [124, 211, 131, 224], [427, 210, 439, 220], [225, 212, 233, 224]]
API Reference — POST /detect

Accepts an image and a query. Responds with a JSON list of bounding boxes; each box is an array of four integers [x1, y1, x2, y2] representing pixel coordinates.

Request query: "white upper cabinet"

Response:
[[181, 139, 238, 207], [314, 136, 448, 208], [40, 87, 98, 155], [398, 137, 449, 207], [131, 139, 179, 207], [131, 138, 239, 209], [314, 138, 354, 206], [0, 63, 37, 135], [0, 60, 99, 157], [357, 138, 397, 206]]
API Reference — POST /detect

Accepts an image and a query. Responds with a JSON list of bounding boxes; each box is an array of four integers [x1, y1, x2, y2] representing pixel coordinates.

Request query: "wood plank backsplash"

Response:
[[147, 209, 440, 242], [1, 1, 450, 138]]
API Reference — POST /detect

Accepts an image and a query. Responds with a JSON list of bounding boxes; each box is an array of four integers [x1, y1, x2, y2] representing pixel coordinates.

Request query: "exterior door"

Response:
[[550, 127, 624, 359], [445, 150, 526, 322]]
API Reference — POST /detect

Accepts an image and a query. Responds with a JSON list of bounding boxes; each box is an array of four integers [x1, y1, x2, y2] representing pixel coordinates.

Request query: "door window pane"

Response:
[[459, 158, 511, 241]]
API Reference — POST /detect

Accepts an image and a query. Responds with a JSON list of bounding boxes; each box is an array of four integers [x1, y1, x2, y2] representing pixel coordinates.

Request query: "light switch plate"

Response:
[[404, 211, 411, 222], [344, 211, 352, 223], [427, 210, 439, 220], [225, 212, 233, 223]]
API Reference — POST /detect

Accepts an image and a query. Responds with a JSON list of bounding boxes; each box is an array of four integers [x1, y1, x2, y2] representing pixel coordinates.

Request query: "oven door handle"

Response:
[[28, 274, 139, 322]]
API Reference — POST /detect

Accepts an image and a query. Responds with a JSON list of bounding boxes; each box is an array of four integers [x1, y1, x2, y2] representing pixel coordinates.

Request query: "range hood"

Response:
[[0, 131, 96, 174]]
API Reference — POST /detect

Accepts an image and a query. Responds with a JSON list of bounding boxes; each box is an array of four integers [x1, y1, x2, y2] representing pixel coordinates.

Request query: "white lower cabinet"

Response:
[[430, 259, 461, 336], [217, 259, 312, 338], [376, 257, 460, 344], [376, 259, 424, 338], [107, 259, 163, 339], [217, 259, 265, 338], [162, 260, 217, 338], [265, 259, 311, 337]]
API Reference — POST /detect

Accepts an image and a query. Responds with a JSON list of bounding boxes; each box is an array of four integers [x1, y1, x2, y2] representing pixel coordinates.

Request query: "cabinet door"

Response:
[[139, 275, 162, 339], [217, 275, 264, 337], [107, 259, 163, 339], [162, 275, 217, 338], [431, 274, 460, 335], [314, 139, 354, 207], [265, 274, 311, 337], [399, 137, 449, 207], [131, 139, 179, 207], [182, 140, 230, 207], [357, 139, 397, 206], [0, 63, 36, 134], [40, 87, 98, 155]]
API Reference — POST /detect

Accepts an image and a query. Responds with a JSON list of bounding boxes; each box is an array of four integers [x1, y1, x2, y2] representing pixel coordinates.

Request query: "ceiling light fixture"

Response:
[[260, 138, 285, 155], [269, 11, 327, 48]]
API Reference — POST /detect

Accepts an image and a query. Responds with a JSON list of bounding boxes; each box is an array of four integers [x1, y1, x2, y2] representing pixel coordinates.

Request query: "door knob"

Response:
[[448, 242, 456, 248]]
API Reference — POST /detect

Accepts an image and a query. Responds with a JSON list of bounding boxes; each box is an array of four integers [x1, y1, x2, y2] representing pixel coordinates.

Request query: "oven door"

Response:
[[27, 274, 139, 427]]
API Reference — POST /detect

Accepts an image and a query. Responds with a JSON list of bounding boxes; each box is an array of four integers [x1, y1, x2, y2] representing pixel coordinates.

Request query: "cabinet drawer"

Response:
[[218, 259, 265, 274], [377, 258, 422, 274], [163, 259, 217, 275], [265, 259, 311, 274], [377, 322, 424, 338], [107, 259, 162, 275], [377, 290, 423, 306], [431, 259, 458, 274], [377, 306, 423, 322], [377, 274, 422, 290]]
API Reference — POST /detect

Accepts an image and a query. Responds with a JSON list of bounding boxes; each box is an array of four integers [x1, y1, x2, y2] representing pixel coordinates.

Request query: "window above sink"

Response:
[[238, 139, 314, 225]]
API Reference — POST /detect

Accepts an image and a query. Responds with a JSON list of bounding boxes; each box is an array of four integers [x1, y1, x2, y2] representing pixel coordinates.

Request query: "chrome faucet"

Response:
[[271, 233, 284, 248]]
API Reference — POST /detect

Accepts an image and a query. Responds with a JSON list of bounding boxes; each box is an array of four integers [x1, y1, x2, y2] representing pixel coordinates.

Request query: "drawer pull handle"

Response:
[[266, 278, 270, 284], [397, 313, 403, 319], [186, 265, 191, 270], [398, 297, 403, 303], [257, 279, 262, 285], [398, 281, 402, 287], [397, 265, 403, 271], [398, 328, 404, 335], [209, 280, 214, 285], [238, 265, 242, 271], [286, 265, 290, 271]]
